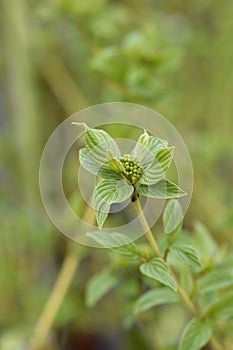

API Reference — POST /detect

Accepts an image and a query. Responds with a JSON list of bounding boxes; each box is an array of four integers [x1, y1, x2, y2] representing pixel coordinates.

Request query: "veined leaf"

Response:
[[138, 180, 186, 199], [75, 123, 121, 164], [179, 318, 212, 350], [197, 269, 233, 294], [140, 258, 177, 291], [87, 232, 141, 260], [106, 150, 125, 174], [139, 136, 168, 169], [85, 269, 118, 307], [93, 179, 133, 228], [97, 165, 122, 180], [79, 148, 100, 175], [163, 199, 183, 234], [134, 287, 180, 314], [170, 245, 201, 268], [206, 292, 233, 320], [131, 130, 149, 162], [140, 147, 174, 185]]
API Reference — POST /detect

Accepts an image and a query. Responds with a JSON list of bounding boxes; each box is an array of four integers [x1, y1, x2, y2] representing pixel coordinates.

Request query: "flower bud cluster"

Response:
[[119, 154, 143, 184]]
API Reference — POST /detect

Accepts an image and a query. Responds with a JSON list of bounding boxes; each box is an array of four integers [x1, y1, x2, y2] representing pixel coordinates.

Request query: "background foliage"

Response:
[[0, 0, 232, 349]]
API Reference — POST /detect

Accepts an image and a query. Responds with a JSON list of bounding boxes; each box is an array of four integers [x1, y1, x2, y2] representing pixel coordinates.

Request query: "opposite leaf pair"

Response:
[[73, 123, 186, 228]]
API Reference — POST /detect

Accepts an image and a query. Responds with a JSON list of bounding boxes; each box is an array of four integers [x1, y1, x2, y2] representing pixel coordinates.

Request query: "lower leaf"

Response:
[[179, 318, 212, 350], [134, 287, 180, 314], [139, 258, 177, 291], [85, 268, 119, 307], [206, 292, 233, 320]]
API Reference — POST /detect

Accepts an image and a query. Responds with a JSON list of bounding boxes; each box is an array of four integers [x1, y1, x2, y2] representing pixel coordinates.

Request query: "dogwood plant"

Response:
[[73, 123, 186, 228], [71, 123, 225, 350]]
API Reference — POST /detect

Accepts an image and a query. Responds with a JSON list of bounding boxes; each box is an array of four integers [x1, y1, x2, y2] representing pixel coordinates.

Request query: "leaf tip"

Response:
[[71, 122, 89, 131]]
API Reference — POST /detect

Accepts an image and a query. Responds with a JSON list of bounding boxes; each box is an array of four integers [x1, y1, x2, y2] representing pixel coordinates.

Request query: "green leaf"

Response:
[[107, 150, 125, 173], [131, 130, 150, 162], [138, 180, 186, 199], [87, 231, 141, 259], [206, 292, 233, 320], [140, 147, 174, 185], [192, 222, 219, 267], [140, 258, 177, 291], [134, 287, 180, 314], [93, 179, 134, 228], [85, 269, 119, 307], [170, 245, 201, 268], [197, 269, 233, 294], [179, 318, 212, 350], [163, 199, 183, 234], [75, 123, 121, 164], [79, 148, 100, 175], [139, 135, 168, 169], [97, 165, 122, 180]]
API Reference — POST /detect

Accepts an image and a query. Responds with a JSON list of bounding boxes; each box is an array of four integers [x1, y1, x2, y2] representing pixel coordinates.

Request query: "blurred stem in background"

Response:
[[1, 1, 91, 349], [29, 204, 95, 350], [1, 0, 41, 203]]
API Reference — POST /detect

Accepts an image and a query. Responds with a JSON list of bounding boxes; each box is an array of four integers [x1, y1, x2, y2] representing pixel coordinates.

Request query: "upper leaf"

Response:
[[79, 148, 100, 175], [139, 135, 168, 169], [85, 268, 119, 307], [179, 318, 212, 350], [134, 287, 180, 314], [93, 179, 134, 228], [131, 130, 150, 163], [140, 147, 174, 185], [140, 258, 177, 291], [74, 123, 121, 164], [107, 150, 126, 173], [97, 165, 123, 180], [137, 180, 186, 199]]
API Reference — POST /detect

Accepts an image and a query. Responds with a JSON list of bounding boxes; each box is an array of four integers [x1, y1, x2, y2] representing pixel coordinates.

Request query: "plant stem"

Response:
[[133, 198, 224, 350], [133, 199, 162, 259]]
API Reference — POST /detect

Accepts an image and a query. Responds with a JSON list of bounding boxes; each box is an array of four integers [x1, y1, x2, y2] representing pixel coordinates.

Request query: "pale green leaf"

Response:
[[97, 165, 122, 180], [197, 269, 233, 294], [140, 147, 174, 185], [179, 318, 212, 350], [87, 232, 141, 260], [140, 258, 177, 291], [76, 123, 121, 164], [93, 179, 134, 228], [138, 180, 186, 199], [107, 150, 126, 173], [170, 245, 201, 268], [134, 287, 180, 314], [163, 199, 183, 233], [131, 130, 149, 162], [79, 148, 100, 175], [192, 222, 219, 267], [85, 269, 119, 307], [139, 136, 168, 169], [206, 292, 233, 320]]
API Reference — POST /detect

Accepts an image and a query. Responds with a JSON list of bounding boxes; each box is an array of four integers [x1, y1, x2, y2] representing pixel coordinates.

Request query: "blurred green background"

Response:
[[0, 0, 232, 349]]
